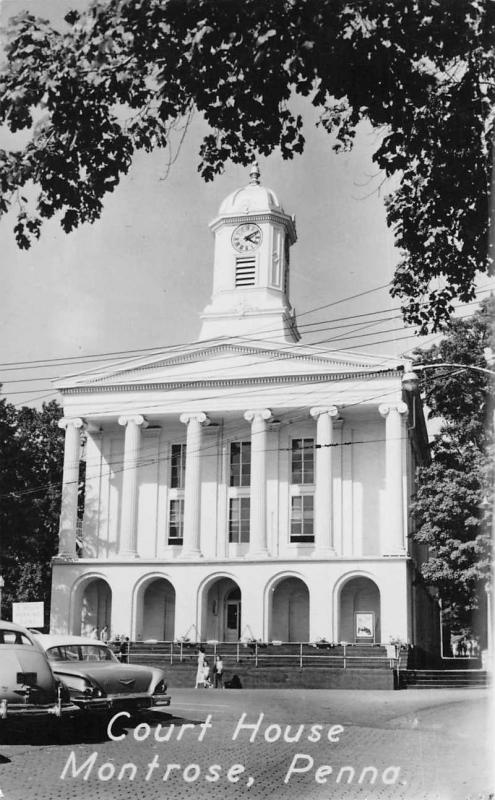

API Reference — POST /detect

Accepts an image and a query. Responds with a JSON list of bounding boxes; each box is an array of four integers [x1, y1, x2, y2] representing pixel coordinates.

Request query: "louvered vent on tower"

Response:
[[235, 256, 256, 286]]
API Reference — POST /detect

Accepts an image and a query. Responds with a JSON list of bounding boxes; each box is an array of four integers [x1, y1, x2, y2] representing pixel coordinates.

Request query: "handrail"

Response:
[[122, 640, 400, 671]]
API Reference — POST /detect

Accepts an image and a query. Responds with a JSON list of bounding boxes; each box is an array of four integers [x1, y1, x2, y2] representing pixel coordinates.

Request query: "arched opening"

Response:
[[339, 576, 381, 643], [78, 578, 112, 637], [202, 578, 241, 642], [135, 578, 175, 641], [271, 577, 309, 642]]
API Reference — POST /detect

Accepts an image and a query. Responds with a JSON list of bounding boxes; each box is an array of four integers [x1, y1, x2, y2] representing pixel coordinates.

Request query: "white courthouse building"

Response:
[[50, 164, 438, 654]]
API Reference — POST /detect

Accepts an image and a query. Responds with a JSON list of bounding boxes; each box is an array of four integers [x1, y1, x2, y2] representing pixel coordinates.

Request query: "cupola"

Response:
[[198, 163, 300, 344], [218, 163, 284, 215]]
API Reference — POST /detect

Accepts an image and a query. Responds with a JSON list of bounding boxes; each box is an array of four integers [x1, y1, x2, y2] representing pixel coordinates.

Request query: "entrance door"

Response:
[[225, 600, 241, 642]]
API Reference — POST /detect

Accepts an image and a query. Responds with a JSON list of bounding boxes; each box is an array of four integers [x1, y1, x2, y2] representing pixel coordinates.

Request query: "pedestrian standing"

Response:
[[100, 625, 109, 643], [213, 655, 224, 689], [90, 626, 99, 640], [195, 647, 205, 688], [202, 660, 212, 688], [119, 636, 130, 663]]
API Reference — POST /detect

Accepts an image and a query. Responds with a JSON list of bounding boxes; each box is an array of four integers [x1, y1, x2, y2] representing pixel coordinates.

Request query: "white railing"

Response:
[[120, 640, 400, 671]]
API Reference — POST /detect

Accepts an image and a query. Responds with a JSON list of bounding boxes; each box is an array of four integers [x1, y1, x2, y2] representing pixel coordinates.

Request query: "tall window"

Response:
[[168, 498, 184, 545], [229, 498, 250, 543], [228, 441, 251, 544], [168, 443, 186, 545], [230, 441, 251, 486], [171, 443, 186, 488], [291, 438, 314, 484], [290, 496, 314, 542], [290, 437, 315, 543]]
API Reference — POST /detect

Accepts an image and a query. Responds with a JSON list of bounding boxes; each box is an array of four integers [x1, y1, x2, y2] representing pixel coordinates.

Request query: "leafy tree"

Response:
[[412, 297, 494, 635], [0, 0, 493, 331], [0, 396, 64, 626]]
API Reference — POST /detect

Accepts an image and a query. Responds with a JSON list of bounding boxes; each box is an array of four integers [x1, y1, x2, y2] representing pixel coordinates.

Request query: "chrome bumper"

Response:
[[151, 694, 171, 707], [0, 697, 79, 720], [72, 692, 170, 712]]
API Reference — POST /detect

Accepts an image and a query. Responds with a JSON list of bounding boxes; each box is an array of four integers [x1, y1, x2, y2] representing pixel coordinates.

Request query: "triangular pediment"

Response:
[[55, 337, 402, 392]]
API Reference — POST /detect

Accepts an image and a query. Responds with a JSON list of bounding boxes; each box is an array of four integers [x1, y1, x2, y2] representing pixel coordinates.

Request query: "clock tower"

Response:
[[198, 163, 300, 343]]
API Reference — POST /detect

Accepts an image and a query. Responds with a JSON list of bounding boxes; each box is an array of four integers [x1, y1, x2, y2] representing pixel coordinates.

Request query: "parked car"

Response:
[[36, 635, 171, 714], [0, 620, 77, 722]]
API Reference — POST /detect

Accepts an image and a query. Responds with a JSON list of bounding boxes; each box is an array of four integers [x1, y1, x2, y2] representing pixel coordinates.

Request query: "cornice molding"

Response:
[[59, 368, 401, 395], [209, 210, 297, 243], [61, 343, 396, 389]]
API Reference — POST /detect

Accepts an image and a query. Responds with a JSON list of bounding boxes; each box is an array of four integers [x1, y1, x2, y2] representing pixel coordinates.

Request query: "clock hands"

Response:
[[244, 232, 260, 244], [232, 223, 262, 251]]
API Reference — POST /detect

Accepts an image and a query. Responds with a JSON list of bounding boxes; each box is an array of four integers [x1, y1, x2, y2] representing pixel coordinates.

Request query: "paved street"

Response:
[[0, 688, 492, 800]]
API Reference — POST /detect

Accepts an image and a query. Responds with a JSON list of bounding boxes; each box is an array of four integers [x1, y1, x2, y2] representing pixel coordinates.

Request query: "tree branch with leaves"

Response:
[[0, 0, 493, 331], [411, 297, 494, 634]]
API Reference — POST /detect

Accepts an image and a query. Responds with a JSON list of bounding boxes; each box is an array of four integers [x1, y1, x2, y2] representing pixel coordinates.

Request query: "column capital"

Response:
[[180, 412, 210, 426], [118, 414, 148, 428], [310, 405, 340, 420], [244, 408, 272, 424], [378, 401, 408, 418], [58, 417, 85, 431]]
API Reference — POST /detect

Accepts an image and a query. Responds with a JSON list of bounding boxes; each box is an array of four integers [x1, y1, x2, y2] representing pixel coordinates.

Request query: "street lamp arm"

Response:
[[412, 363, 495, 377], [401, 362, 495, 393]]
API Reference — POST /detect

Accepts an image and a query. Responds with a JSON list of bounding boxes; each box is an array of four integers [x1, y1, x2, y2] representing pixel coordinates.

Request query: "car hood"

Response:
[[49, 661, 155, 694]]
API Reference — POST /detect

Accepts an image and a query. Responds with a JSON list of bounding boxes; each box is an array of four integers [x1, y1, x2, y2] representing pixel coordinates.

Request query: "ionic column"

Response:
[[118, 414, 148, 557], [244, 408, 272, 557], [379, 402, 408, 555], [57, 417, 85, 558], [180, 412, 209, 558], [310, 406, 339, 556]]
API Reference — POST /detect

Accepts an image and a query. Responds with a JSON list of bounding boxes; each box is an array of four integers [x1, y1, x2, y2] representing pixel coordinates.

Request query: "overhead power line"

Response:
[[1, 281, 491, 374], [1, 291, 490, 394]]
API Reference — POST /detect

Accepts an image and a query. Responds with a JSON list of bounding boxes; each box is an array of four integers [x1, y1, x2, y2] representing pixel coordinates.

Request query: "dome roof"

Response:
[[218, 162, 284, 215]]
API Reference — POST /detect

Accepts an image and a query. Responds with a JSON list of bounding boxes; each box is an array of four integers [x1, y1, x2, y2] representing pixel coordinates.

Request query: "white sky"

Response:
[[0, 0, 470, 408]]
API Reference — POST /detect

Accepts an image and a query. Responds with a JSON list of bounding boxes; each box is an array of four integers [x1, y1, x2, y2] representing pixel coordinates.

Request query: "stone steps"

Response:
[[151, 663, 395, 690], [125, 641, 390, 659], [125, 642, 395, 673], [400, 670, 490, 689], [116, 641, 401, 689]]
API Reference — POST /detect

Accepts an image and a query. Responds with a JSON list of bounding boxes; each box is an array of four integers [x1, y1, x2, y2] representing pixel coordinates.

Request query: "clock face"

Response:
[[231, 223, 262, 253]]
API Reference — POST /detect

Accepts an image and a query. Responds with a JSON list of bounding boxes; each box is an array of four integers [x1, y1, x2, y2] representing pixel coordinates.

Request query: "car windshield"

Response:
[[46, 644, 117, 663]]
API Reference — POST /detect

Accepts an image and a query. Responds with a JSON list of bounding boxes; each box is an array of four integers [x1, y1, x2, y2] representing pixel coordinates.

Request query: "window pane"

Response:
[[240, 497, 250, 542], [230, 442, 241, 486], [229, 497, 238, 542], [290, 495, 314, 542], [230, 441, 251, 487], [169, 498, 184, 544], [291, 438, 314, 484], [241, 442, 251, 487], [229, 497, 250, 544], [303, 441, 314, 483], [291, 440, 302, 483], [171, 444, 186, 489]]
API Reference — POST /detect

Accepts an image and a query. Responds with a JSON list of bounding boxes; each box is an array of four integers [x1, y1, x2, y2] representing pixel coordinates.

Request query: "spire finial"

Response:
[[249, 161, 260, 185]]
